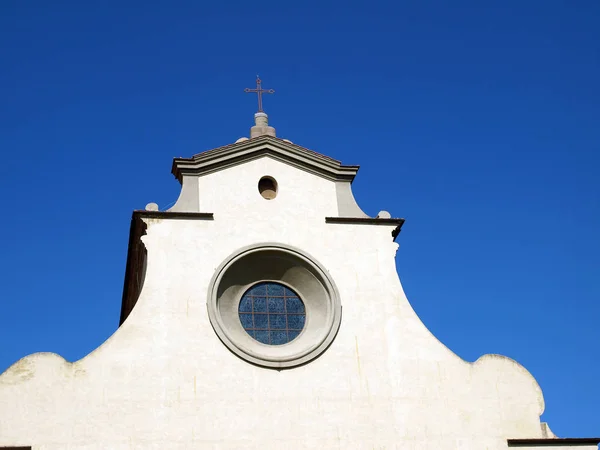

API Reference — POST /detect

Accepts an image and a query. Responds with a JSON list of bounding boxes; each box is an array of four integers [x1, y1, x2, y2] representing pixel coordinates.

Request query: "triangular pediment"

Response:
[[171, 135, 359, 183]]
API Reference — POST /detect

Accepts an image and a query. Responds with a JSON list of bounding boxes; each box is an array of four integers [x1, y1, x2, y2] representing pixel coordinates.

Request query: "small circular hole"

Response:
[[258, 176, 277, 200]]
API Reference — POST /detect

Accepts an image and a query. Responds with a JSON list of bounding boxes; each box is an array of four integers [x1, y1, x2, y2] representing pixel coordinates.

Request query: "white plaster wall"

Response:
[[0, 156, 572, 449], [196, 156, 339, 221]]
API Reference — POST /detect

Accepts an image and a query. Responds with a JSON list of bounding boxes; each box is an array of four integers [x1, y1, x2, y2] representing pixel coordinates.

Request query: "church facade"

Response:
[[1, 90, 597, 449]]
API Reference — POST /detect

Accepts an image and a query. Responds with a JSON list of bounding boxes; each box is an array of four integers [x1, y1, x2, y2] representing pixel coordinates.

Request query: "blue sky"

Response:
[[1, 0, 598, 439]]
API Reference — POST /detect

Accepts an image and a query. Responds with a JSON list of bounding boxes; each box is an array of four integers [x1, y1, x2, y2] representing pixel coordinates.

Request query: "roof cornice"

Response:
[[171, 135, 359, 183], [325, 217, 405, 241], [507, 438, 600, 446]]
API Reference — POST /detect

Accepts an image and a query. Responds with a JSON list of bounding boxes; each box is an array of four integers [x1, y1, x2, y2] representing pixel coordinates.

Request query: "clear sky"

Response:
[[1, 0, 598, 439]]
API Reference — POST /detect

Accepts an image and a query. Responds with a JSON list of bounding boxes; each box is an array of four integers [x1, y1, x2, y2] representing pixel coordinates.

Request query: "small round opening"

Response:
[[258, 176, 277, 200]]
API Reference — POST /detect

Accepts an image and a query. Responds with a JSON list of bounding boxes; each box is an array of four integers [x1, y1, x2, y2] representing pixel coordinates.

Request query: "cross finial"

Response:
[[244, 76, 274, 113]]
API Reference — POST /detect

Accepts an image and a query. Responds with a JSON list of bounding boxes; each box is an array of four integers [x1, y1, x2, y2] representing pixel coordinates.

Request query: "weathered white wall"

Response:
[[0, 156, 580, 449], [197, 156, 339, 221]]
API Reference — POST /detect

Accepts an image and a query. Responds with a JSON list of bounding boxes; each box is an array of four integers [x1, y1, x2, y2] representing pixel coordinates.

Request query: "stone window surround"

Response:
[[207, 243, 342, 369]]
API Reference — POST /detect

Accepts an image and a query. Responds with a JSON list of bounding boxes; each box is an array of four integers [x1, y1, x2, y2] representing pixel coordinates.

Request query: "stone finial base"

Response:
[[250, 126, 276, 138], [251, 112, 276, 138]]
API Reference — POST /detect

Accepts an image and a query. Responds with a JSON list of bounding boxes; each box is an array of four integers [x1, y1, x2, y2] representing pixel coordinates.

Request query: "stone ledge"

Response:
[[134, 210, 214, 220], [508, 438, 600, 447], [325, 216, 405, 241]]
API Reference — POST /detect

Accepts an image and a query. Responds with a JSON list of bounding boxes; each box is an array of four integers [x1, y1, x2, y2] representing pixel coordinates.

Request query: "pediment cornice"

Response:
[[171, 135, 359, 183]]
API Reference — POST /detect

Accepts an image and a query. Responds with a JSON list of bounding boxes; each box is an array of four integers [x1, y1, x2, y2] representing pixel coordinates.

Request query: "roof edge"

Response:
[[171, 136, 359, 183], [508, 438, 600, 447]]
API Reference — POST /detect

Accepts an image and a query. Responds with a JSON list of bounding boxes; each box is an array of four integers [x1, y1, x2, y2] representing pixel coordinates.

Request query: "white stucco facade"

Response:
[[0, 136, 595, 449]]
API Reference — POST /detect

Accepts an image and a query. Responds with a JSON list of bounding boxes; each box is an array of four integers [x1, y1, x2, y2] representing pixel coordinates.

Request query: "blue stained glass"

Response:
[[287, 315, 305, 330], [269, 314, 287, 329], [286, 297, 305, 313], [238, 281, 306, 346], [255, 331, 270, 344], [270, 331, 288, 345], [268, 298, 284, 313], [267, 284, 285, 296], [250, 284, 267, 296], [239, 314, 254, 329], [239, 297, 253, 312], [288, 330, 300, 341], [254, 314, 268, 329], [253, 297, 267, 312]]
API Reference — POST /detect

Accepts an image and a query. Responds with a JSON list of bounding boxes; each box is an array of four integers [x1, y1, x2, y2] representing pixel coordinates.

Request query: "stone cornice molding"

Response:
[[325, 217, 405, 241], [171, 135, 359, 183], [507, 438, 600, 447], [134, 211, 214, 220]]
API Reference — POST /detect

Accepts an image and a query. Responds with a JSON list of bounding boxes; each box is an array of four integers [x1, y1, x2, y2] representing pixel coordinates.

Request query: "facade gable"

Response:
[[1, 104, 597, 450]]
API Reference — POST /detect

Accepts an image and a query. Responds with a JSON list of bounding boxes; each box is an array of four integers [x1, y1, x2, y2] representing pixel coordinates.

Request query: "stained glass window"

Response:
[[238, 282, 306, 345]]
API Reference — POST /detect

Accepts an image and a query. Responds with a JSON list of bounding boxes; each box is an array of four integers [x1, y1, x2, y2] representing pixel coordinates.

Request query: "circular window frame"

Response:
[[207, 243, 342, 369]]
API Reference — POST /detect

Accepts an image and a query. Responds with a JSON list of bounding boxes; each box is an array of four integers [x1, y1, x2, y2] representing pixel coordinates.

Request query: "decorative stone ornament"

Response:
[[207, 243, 342, 369]]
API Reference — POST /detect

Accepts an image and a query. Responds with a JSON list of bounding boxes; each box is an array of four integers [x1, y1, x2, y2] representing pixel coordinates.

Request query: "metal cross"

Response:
[[244, 76, 274, 113]]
